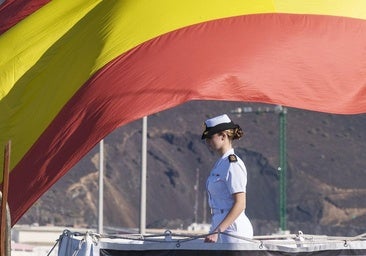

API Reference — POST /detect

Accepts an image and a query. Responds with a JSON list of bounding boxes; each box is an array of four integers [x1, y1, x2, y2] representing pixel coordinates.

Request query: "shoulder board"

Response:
[[228, 154, 237, 163]]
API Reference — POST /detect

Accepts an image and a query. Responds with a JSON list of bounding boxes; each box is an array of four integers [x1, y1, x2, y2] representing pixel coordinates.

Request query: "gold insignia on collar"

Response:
[[228, 154, 237, 162]]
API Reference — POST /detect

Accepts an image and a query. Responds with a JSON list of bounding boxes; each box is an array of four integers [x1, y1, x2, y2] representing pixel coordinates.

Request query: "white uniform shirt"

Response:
[[206, 149, 247, 210], [206, 148, 253, 242]]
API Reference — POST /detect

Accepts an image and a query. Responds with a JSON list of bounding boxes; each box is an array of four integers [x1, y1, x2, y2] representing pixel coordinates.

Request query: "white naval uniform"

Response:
[[206, 148, 253, 243]]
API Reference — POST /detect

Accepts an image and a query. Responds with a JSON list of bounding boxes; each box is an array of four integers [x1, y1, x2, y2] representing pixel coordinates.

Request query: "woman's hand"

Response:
[[204, 232, 218, 243]]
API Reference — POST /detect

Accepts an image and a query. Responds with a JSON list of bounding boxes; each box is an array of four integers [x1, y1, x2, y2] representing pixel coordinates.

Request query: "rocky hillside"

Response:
[[18, 101, 366, 236]]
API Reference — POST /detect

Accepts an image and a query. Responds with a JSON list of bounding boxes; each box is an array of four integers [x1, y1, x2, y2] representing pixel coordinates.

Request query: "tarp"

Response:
[[0, 0, 366, 226]]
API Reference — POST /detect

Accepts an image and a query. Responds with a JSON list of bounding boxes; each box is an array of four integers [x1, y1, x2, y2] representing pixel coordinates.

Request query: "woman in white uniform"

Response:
[[202, 114, 253, 243]]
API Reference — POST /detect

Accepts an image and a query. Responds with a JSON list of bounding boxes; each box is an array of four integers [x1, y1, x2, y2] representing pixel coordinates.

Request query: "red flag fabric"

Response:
[[0, 0, 366, 225]]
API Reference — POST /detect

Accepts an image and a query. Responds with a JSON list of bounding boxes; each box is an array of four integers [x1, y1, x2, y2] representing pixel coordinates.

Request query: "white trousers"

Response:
[[210, 211, 253, 243]]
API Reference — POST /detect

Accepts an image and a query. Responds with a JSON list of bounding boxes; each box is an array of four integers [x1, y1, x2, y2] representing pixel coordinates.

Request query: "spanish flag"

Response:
[[1, 0, 366, 225]]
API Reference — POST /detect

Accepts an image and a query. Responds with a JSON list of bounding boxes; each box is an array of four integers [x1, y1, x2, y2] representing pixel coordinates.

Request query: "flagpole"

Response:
[[139, 116, 147, 235], [98, 139, 104, 234], [1, 140, 11, 256]]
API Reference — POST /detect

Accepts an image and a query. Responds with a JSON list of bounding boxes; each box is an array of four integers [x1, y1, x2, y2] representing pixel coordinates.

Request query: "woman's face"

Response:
[[205, 133, 224, 152]]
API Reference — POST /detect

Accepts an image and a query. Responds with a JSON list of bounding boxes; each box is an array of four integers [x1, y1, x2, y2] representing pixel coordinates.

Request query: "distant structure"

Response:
[[187, 223, 210, 233]]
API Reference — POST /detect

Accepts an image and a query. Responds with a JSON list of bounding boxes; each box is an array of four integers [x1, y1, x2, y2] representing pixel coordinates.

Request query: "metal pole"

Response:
[[194, 168, 199, 223], [1, 140, 11, 256], [98, 139, 104, 234], [140, 116, 147, 234], [278, 107, 287, 231]]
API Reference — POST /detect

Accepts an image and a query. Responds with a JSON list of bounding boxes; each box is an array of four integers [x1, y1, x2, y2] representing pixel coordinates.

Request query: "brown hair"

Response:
[[223, 126, 244, 140]]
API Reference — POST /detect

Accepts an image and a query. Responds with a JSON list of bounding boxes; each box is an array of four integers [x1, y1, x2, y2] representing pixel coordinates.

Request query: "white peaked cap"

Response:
[[202, 114, 238, 139], [205, 114, 232, 128]]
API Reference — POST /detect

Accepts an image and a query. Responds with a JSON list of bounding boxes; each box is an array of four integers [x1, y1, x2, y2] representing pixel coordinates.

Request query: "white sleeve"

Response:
[[226, 162, 247, 194]]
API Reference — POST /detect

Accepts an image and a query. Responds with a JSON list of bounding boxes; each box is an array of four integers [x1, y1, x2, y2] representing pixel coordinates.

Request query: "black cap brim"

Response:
[[201, 122, 237, 139]]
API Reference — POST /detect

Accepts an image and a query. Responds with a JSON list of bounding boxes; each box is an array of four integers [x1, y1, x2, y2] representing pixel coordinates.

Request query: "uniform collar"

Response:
[[221, 148, 235, 160]]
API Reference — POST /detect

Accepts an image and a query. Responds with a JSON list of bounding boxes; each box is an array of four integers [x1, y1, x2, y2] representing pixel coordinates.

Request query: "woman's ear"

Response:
[[221, 132, 226, 140]]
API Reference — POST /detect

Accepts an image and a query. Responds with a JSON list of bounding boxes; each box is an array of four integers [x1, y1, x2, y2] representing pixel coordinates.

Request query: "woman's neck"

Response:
[[218, 145, 232, 156]]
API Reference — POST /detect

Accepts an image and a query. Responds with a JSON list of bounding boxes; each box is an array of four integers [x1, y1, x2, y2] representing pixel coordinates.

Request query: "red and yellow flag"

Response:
[[1, 0, 366, 225]]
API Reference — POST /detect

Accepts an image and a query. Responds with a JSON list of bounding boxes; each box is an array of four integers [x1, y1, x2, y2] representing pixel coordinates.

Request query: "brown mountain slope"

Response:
[[19, 101, 366, 236]]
